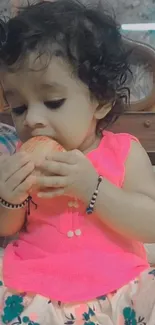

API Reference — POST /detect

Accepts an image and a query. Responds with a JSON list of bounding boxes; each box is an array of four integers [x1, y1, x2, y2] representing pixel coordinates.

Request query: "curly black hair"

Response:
[[0, 0, 131, 128]]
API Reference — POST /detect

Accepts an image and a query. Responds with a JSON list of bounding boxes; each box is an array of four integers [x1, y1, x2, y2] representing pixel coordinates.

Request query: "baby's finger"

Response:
[[13, 175, 36, 197], [1, 152, 31, 182], [36, 175, 68, 188], [0, 151, 9, 158], [46, 151, 78, 165], [38, 161, 70, 176], [0, 152, 10, 166], [7, 161, 35, 191], [38, 188, 65, 198]]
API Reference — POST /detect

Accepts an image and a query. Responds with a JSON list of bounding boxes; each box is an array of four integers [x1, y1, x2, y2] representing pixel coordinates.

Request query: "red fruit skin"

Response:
[[20, 137, 65, 190]]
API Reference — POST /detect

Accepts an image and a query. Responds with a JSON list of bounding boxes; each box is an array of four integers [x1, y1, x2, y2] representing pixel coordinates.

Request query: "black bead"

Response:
[[86, 207, 93, 214]]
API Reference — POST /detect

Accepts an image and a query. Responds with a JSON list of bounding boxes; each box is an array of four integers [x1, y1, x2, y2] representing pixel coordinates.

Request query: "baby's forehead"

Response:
[[3, 55, 74, 91], [2, 54, 88, 100]]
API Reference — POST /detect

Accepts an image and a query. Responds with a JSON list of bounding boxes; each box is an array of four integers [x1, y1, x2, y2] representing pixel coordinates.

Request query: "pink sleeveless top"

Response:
[[3, 132, 149, 302]]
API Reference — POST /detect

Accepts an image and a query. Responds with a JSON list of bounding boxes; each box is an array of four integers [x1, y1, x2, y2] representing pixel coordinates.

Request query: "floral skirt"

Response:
[[0, 255, 155, 325]]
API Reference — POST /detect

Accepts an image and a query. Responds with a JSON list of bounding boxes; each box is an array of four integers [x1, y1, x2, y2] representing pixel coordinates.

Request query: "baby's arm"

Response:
[[0, 124, 34, 236], [144, 243, 155, 265], [0, 152, 35, 236], [0, 206, 25, 237], [92, 141, 155, 243]]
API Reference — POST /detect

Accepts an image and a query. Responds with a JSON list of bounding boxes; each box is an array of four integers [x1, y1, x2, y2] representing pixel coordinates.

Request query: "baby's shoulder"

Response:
[[101, 131, 139, 161]]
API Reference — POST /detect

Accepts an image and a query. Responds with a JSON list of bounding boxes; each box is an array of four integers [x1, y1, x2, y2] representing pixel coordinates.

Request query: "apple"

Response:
[[20, 136, 65, 164], [20, 136, 65, 183]]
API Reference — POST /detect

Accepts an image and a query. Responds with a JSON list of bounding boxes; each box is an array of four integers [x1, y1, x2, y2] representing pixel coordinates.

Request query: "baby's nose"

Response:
[[24, 103, 48, 129]]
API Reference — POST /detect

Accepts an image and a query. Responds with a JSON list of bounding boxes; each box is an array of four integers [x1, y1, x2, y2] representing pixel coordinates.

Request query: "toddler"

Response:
[[0, 1, 155, 324]]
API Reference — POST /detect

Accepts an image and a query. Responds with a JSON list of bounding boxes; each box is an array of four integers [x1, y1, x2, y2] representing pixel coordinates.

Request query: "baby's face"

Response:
[[3, 55, 99, 152]]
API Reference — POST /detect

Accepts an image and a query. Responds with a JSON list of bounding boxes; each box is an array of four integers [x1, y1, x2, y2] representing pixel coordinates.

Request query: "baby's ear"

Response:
[[94, 102, 112, 120]]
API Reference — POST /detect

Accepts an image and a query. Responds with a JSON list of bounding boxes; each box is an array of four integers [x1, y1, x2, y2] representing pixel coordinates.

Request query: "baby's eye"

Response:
[[44, 99, 66, 109], [12, 105, 27, 115]]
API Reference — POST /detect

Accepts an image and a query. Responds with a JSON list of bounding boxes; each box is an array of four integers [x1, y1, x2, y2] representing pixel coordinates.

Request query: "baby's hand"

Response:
[[0, 152, 36, 204], [35, 150, 98, 202]]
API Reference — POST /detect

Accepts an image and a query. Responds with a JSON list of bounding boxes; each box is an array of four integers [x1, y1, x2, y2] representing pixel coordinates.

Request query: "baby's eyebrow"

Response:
[[41, 82, 66, 91], [2, 83, 19, 96]]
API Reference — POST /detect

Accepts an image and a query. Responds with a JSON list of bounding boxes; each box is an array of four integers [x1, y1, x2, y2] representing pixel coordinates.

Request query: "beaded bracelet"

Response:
[[86, 175, 103, 214], [0, 196, 30, 210]]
